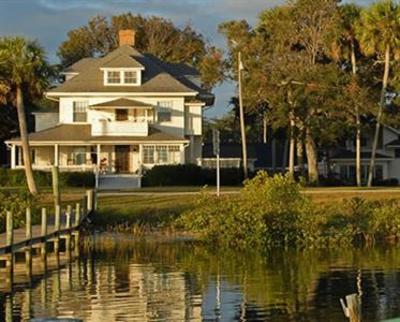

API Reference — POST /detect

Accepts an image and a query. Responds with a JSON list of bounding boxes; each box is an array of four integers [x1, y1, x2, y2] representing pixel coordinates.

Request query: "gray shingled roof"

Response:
[[90, 98, 152, 108], [49, 45, 200, 94], [6, 124, 188, 143]]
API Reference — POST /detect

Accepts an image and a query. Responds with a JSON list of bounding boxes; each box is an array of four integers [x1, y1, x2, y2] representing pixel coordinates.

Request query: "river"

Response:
[[1, 233, 400, 321]]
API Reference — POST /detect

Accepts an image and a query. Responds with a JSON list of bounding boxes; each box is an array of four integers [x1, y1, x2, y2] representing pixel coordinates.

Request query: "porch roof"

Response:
[[6, 124, 188, 144], [90, 98, 152, 109]]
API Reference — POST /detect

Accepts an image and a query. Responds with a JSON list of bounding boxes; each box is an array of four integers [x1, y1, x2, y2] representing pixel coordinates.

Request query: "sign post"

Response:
[[213, 129, 221, 197]]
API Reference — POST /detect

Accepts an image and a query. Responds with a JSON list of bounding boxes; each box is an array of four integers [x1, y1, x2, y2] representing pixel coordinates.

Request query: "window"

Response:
[[116, 109, 128, 121], [124, 71, 138, 84], [143, 145, 180, 164], [156, 146, 168, 163], [104, 69, 141, 85], [157, 101, 172, 122], [395, 149, 400, 158], [375, 165, 383, 180], [168, 146, 180, 163], [107, 71, 121, 84], [73, 101, 88, 122], [69, 147, 86, 165], [143, 146, 155, 164]]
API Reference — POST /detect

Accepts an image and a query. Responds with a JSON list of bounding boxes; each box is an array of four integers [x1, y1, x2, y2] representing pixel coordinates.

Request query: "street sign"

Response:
[[212, 128, 220, 156]]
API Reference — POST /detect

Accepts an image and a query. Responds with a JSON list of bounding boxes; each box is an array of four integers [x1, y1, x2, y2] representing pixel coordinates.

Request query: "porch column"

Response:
[[17, 146, 22, 166], [180, 144, 186, 164], [96, 144, 101, 169], [10, 145, 16, 169], [54, 144, 59, 166], [138, 144, 143, 175]]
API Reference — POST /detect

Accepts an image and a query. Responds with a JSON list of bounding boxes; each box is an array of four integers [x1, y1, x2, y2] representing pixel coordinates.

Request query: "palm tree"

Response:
[[356, 0, 400, 187], [0, 37, 52, 195], [338, 4, 363, 186]]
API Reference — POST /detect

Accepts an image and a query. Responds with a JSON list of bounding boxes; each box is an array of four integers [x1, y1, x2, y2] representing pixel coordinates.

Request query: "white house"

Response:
[[6, 30, 213, 185], [331, 125, 400, 183]]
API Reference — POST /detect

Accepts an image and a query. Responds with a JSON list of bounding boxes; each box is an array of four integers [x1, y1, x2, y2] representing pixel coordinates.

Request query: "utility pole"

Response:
[[238, 51, 248, 179]]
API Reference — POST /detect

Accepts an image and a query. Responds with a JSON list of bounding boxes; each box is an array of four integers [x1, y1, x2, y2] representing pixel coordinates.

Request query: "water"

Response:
[[2, 233, 400, 321]]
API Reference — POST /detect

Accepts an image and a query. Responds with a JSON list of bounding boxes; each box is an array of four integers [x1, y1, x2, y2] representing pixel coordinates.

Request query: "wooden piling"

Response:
[[65, 205, 72, 252], [54, 205, 61, 253], [341, 293, 361, 322], [52, 165, 60, 207], [86, 189, 93, 212], [41, 208, 47, 257], [75, 202, 81, 227], [26, 208, 32, 240], [6, 211, 14, 275]]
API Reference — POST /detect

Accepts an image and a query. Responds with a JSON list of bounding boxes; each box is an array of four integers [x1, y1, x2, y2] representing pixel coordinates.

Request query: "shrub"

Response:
[[142, 164, 204, 186], [0, 190, 38, 233], [142, 164, 246, 186], [0, 168, 94, 188], [177, 172, 318, 247], [373, 178, 399, 186]]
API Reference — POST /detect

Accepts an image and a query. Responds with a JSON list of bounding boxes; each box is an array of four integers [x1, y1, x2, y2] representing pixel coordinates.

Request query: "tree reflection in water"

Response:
[[1, 233, 400, 321]]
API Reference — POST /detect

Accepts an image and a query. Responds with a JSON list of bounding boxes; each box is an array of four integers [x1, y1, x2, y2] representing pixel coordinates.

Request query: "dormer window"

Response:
[[103, 68, 142, 86], [107, 71, 121, 84]]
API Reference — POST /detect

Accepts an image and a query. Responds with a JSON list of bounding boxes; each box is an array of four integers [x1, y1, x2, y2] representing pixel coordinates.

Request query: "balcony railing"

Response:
[[92, 120, 149, 136]]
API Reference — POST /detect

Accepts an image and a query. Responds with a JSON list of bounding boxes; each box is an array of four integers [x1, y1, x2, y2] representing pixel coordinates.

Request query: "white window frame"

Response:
[[102, 68, 143, 86], [157, 101, 173, 123], [73, 101, 88, 123]]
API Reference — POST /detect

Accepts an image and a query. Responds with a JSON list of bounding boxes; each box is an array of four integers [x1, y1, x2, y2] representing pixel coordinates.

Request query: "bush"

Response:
[[0, 168, 94, 188], [177, 172, 318, 247], [142, 164, 246, 186], [0, 190, 38, 233], [142, 164, 204, 186], [177, 172, 400, 248], [373, 178, 399, 186]]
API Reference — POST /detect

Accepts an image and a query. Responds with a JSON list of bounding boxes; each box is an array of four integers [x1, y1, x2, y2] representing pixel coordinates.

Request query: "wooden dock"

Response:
[[0, 189, 96, 294]]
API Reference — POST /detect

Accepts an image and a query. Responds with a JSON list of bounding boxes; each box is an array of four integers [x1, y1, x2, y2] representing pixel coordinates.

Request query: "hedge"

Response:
[[142, 164, 245, 186], [0, 168, 95, 188]]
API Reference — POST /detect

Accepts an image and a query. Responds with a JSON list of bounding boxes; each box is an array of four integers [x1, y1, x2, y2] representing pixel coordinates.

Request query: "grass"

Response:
[[93, 194, 197, 235]]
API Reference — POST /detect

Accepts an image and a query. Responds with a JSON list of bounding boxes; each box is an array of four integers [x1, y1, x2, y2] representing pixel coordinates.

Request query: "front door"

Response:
[[115, 145, 130, 173], [116, 109, 128, 121]]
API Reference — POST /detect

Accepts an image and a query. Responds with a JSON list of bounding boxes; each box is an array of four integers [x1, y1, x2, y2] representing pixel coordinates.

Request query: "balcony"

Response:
[[92, 119, 149, 136]]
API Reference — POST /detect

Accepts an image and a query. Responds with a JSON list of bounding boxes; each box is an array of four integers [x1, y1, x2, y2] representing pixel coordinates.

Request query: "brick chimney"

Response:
[[119, 29, 135, 47]]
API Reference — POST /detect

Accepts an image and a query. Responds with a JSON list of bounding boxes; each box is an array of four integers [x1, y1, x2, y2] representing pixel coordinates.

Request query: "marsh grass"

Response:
[[93, 194, 196, 236]]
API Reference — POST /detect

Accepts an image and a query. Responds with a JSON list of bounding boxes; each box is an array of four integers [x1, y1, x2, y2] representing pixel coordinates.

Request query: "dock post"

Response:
[[341, 294, 361, 322], [74, 202, 81, 253], [6, 210, 13, 249], [6, 211, 14, 270], [75, 202, 81, 227], [86, 189, 93, 212], [65, 205, 72, 253], [54, 204, 61, 253], [41, 208, 47, 258], [25, 207, 32, 279], [52, 165, 60, 207], [6, 211, 14, 290]]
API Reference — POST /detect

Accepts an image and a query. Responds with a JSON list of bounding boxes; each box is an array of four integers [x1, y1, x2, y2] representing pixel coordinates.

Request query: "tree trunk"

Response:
[[288, 111, 296, 177], [288, 89, 295, 176], [16, 86, 38, 195], [351, 42, 362, 187], [305, 127, 319, 185], [238, 51, 248, 179], [297, 136, 304, 177], [367, 45, 390, 187], [263, 115, 268, 144]]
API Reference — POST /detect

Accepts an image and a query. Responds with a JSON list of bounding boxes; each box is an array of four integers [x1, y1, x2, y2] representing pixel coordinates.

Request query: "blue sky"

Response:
[[0, 0, 372, 118]]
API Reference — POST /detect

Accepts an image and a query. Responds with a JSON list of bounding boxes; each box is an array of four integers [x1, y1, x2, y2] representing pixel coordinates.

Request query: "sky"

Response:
[[0, 0, 372, 118]]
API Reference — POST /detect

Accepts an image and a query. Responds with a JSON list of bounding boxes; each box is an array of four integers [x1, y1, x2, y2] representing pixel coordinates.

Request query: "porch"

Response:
[[10, 143, 186, 174]]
